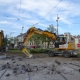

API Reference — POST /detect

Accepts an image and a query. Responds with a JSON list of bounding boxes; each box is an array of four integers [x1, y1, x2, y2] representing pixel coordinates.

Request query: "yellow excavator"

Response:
[[0, 30, 6, 52], [20, 27, 78, 58]]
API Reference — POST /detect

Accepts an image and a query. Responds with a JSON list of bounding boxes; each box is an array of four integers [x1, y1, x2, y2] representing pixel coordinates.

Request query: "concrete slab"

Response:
[[0, 56, 80, 80]]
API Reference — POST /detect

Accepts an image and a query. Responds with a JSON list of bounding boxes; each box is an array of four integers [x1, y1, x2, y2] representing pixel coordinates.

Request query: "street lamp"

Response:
[[56, 14, 59, 35]]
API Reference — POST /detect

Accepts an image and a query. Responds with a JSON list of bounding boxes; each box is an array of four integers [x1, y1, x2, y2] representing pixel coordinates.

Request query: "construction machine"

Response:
[[20, 27, 78, 58], [0, 30, 6, 52]]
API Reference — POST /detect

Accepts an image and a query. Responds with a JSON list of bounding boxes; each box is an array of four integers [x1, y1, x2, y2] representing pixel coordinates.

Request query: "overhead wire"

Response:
[[4, 0, 22, 30], [43, 0, 80, 25], [34, 0, 63, 26], [18, 0, 21, 19], [44, 0, 62, 18], [4, 0, 78, 30], [7, 19, 19, 29], [3, 0, 80, 33]]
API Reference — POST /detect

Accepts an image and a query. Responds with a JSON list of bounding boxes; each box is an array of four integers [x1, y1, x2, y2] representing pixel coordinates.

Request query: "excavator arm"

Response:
[[20, 27, 57, 58]]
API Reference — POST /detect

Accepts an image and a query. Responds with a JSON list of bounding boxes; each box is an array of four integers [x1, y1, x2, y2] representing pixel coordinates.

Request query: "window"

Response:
[[59, 37, 67, 43]]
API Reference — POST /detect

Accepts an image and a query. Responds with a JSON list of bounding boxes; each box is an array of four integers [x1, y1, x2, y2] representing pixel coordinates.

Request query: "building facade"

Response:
[[15, 33, 55, 49], [15, 32, 80, 49]]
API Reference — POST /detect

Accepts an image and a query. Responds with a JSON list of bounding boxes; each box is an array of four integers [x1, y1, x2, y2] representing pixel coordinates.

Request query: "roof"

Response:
[[17, 33, 26, 37]]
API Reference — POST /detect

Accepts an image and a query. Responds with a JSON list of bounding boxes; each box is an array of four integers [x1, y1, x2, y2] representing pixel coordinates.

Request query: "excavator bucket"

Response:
[[21, 47, 32, 58]]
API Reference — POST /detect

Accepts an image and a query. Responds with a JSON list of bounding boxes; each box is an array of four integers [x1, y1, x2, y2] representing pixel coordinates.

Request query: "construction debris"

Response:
[[55, 60, 61, 65], [5, 73, 10, 77], [0, 55, 80, 80], [0, 64, 6, 71]]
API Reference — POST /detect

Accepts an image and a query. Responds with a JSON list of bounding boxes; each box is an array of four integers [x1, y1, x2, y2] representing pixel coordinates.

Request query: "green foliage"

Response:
[[8, 49, 21, 52], [29, 33, 40, 47], [29, 24, 56, 48], [3, 37, 8, 46], [77, 51, 80, 57], [8, 37, 18, 44], [7, 40, 10, 44], [47, 24, 57, 34], [46, 24, 56, 48], [29, 33, 47, 48], [7, 38, 13, 44], [30, 48, 47, 53]]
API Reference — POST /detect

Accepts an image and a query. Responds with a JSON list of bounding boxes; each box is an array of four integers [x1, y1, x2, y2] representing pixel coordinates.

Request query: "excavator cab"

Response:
[[55, 35, 67, 48]]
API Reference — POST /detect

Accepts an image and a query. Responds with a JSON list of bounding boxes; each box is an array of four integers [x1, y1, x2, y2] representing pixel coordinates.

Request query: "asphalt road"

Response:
[[0, 54, 80, 80]]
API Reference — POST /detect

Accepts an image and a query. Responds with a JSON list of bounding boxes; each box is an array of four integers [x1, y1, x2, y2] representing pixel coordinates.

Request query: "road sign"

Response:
[[77, 44, 80, 47]]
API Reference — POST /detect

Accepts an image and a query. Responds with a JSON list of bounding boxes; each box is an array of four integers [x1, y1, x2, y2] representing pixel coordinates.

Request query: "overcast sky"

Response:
[[0, 0, 80, 37]]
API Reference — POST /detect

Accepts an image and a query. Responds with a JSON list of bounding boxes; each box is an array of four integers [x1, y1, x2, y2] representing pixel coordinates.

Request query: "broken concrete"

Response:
[[0, 55, 80, 80]]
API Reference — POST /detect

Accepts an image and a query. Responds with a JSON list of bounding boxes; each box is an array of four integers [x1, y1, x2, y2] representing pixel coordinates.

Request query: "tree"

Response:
[[29, 33, 47, 48], [3, 37, 8, 47], [47, 24, 57, 34], [29, 24, 57, 48], [46, 24, 57, 48], [7, 37, 15, 49], [29, 33, 41, 47]]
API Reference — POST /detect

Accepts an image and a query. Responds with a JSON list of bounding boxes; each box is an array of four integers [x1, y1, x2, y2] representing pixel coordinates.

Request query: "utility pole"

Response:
[[56, 14, 59, 35]]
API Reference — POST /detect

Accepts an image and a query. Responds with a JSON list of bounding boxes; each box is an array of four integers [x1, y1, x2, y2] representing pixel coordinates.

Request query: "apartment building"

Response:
[[16, 33, 54, 49], [15, 32, 80, 49]]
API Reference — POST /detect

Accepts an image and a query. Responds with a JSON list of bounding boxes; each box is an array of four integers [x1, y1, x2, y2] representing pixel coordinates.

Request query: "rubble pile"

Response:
[[0, 56, 79, 78], [0, 62, 48, 75], [0, 64, 7, 71]]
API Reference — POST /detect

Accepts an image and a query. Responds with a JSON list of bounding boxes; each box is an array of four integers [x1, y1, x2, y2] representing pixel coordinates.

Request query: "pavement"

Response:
[[0, 54, 80, 80]]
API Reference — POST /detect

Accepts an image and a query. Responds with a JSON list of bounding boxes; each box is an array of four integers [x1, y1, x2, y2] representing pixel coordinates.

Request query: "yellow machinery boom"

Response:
[[20, 27, 57, 58], [20, 27, 77, 58]]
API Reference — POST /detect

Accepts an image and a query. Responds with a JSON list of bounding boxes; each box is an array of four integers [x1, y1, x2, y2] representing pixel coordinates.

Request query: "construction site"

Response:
[[0, 53, 80, 80], [0, 0, 80, 80], [0, 27, 80, 80]]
